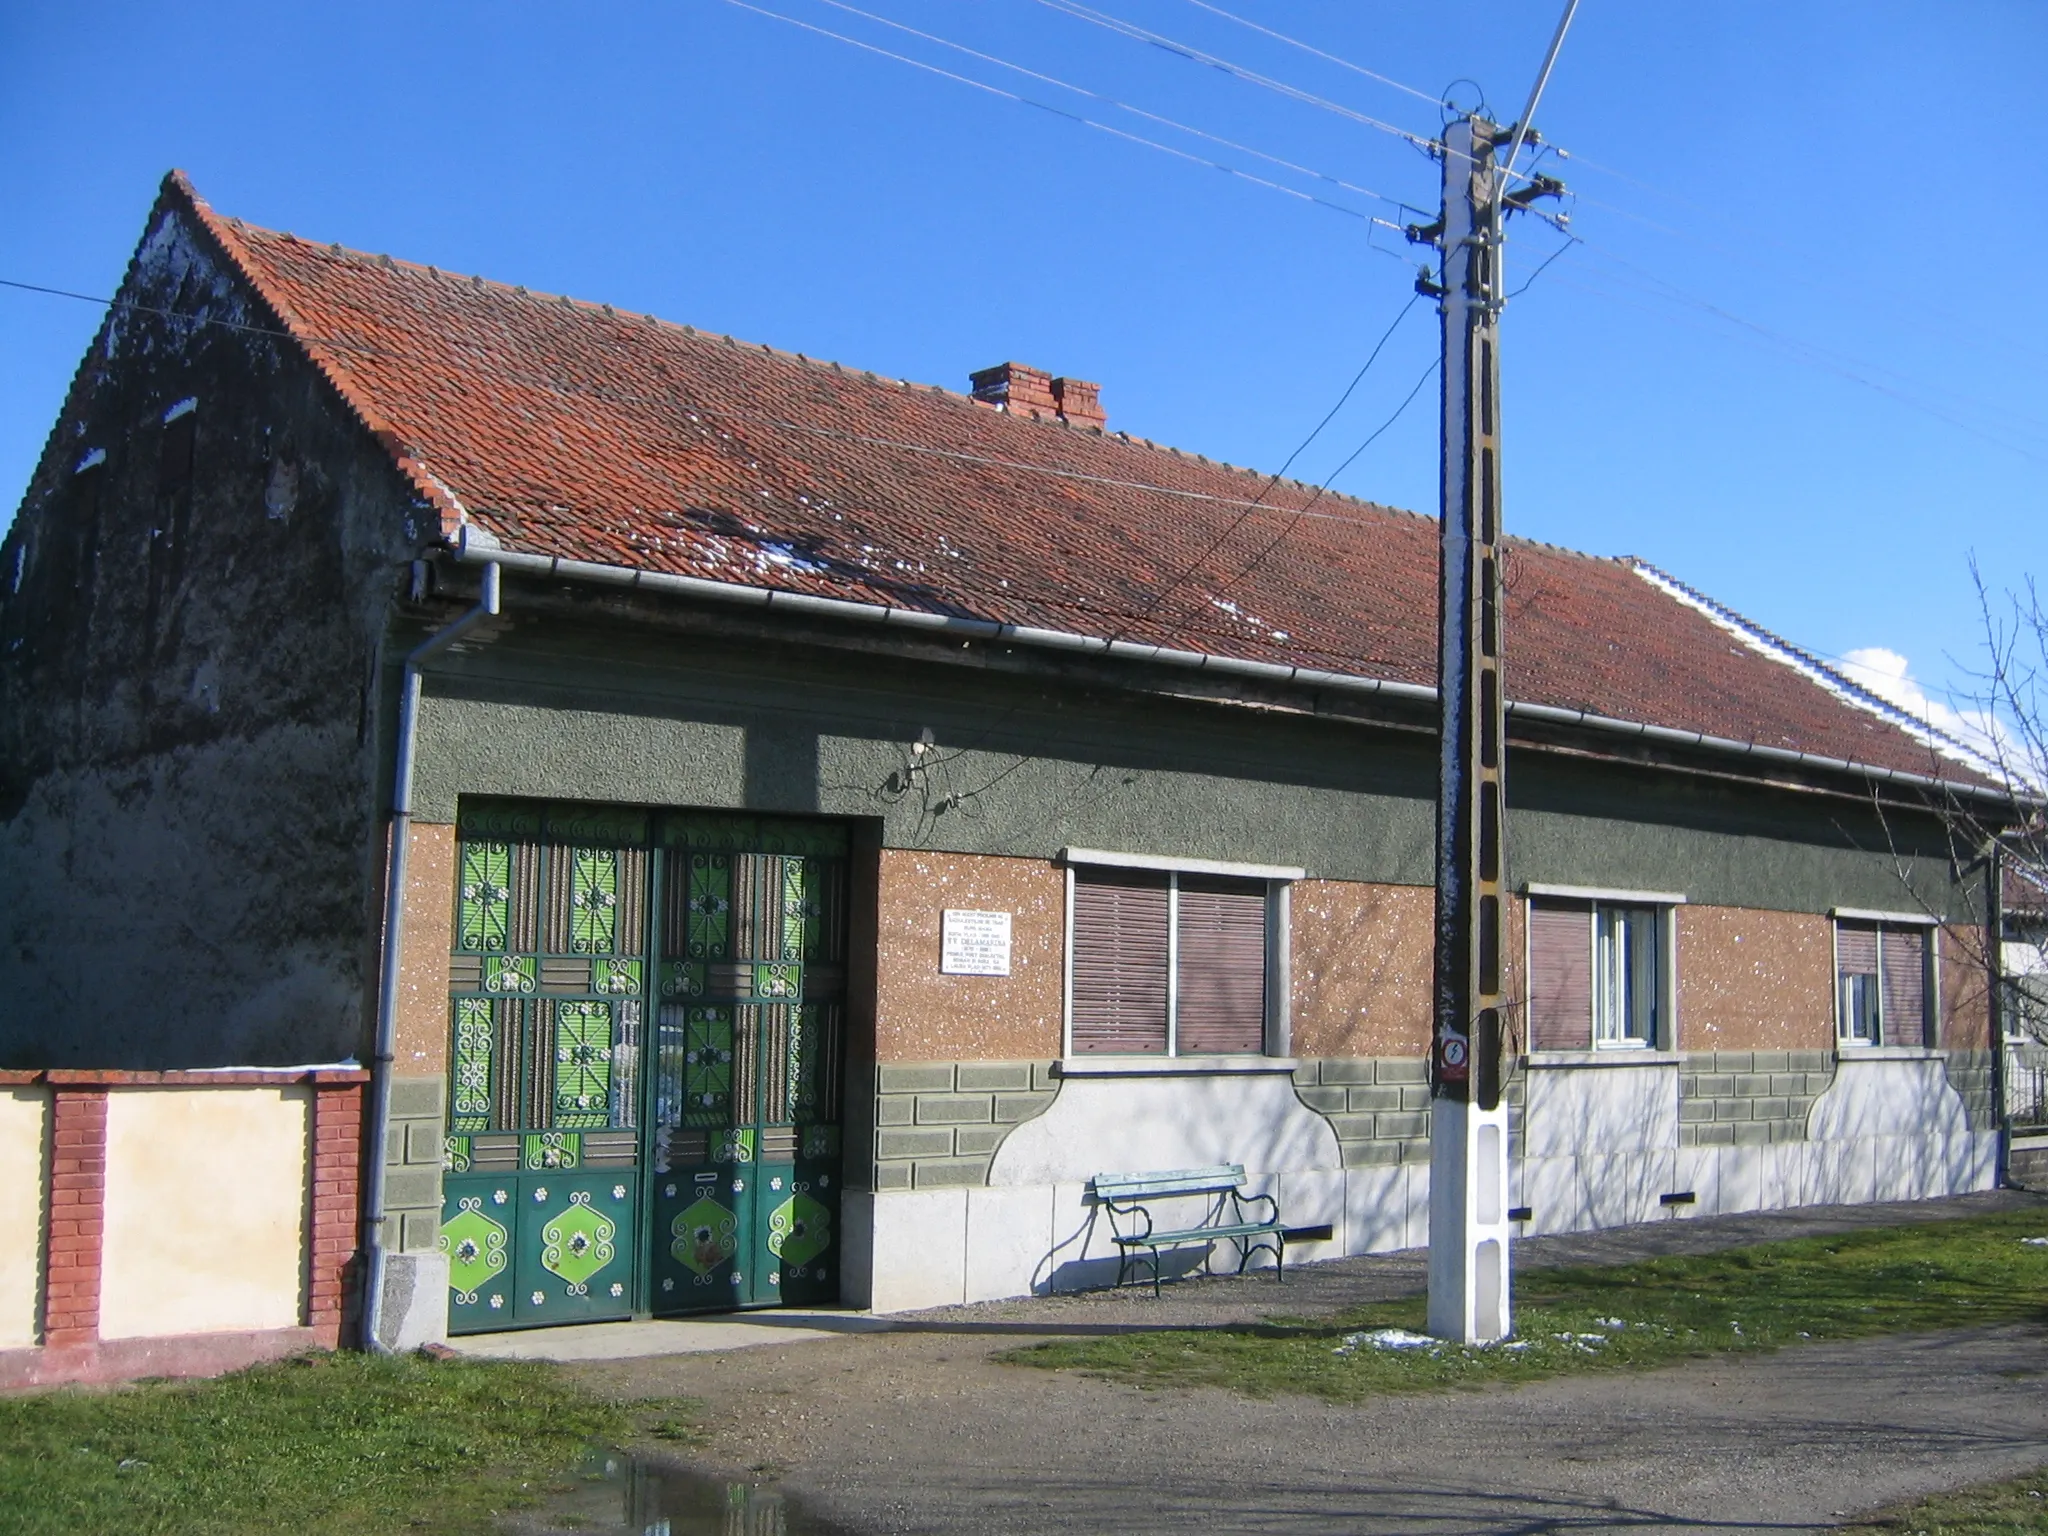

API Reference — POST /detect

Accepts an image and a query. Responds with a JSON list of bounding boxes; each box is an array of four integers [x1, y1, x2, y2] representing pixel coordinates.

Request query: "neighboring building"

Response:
[[2004, 860, 2048, 1185], [0, 173, 2019, 1382]]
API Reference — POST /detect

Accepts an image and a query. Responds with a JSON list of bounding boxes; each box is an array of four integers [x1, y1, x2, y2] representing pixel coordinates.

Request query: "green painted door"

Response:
[[648, 815, 848, 1313], [439, 803, 649, 1334], [439, 804, 848, 1334]]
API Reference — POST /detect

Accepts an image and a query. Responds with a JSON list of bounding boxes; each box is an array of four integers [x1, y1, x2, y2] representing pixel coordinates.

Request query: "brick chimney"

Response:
[[969, 362, 1106, 430], [1051, 376, 1105, 431]]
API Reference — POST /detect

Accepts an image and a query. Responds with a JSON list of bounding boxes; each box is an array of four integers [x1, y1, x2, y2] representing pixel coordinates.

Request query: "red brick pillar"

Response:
[[308, 1080, 365, 1345], [44, 1090, 108, 1348]]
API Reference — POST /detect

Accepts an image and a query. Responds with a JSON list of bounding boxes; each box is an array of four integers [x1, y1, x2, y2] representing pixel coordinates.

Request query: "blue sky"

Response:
[[4, 2, 2042, 733]]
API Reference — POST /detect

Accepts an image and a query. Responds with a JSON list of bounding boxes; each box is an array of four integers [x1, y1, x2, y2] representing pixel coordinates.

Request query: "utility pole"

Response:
[[1413, 95, 1571, 1343], [1417, 113, 1515, 1344]]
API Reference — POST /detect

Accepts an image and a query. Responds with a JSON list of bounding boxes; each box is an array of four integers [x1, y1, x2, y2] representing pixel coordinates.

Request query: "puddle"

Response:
[[511, 1445, 844, 1536]]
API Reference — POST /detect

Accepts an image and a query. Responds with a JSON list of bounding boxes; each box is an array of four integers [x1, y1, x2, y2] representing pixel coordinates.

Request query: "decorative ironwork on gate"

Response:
[[440, 802, 849, 1333]]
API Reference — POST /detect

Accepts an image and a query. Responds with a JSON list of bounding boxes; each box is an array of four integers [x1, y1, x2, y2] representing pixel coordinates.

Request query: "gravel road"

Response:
[[554, 1192, 2048, 1534]]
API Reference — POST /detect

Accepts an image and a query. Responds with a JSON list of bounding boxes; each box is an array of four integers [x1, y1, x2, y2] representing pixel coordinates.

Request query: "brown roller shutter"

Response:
[[1880, 926, 1927, 1045], [1176, 876, 1268, 1054], [1070, 868, 1170, 1054], [1529, 900, 1592, 1051], [1836, 921, 1879, 978]]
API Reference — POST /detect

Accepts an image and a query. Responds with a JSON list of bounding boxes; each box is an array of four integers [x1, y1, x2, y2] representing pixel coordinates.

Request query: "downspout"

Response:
[[362, 561, 501, 1352]]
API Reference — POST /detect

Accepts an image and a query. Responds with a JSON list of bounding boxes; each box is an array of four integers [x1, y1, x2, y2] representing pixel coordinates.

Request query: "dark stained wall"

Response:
[[0, 200, 419, 1067]]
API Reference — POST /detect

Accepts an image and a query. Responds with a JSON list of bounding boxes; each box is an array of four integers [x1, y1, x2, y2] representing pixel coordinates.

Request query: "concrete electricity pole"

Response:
[[1420, 112, 1515, 1345], [1418, 1, 1577, 1347]]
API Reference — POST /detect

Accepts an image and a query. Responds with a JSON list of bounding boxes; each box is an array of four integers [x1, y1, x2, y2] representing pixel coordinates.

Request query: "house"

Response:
[[2004, 860, 2048, 1185], [0, 172, 2016, 1382]]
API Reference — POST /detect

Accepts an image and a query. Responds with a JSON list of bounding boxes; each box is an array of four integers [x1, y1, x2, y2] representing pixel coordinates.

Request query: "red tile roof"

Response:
[[165, 173, 1987, 789]]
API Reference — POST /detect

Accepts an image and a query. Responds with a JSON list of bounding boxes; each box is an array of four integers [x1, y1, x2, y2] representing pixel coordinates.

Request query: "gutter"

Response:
[[449, 534, 2019, 810], [363, 561, 501, 1352]]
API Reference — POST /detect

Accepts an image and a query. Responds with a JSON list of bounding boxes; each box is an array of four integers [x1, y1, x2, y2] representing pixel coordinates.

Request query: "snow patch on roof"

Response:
[[1624, 559, 2000, 782]]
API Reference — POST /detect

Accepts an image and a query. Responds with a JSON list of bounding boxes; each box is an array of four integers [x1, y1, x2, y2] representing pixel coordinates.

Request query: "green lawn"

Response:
[[1003, 1208, 2048, 1403], [0, 1351, 679, 1536], [1838, 1464, 2048, 1533]]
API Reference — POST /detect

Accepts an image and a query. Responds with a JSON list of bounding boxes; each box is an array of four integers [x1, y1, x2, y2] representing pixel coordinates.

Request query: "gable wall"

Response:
[[0, 204, 421, 1068]]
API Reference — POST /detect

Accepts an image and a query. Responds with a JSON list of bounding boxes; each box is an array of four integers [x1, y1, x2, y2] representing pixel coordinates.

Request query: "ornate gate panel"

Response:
[[649, 815, 847, 1313], [440, 803, 647, 1334]]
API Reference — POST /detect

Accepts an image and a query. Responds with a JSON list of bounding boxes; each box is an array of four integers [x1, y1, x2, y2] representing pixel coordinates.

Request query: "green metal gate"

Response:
[[438, 804, 847, 1334], [648, 814, 847, 1313]]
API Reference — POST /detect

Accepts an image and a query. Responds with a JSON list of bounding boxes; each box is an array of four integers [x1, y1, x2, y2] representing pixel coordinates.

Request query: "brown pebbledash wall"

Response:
[[1290, 880, 1435, 1059], [1675, 905, 1834, 1052], [873, 851, 1064, 1062], [393, 823, 456, 1075], [1940, 924, 1993, 1051]]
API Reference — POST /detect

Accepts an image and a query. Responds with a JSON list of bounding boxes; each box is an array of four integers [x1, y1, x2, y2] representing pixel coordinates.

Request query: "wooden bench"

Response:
[[1091, 1164, 1285, 1296]]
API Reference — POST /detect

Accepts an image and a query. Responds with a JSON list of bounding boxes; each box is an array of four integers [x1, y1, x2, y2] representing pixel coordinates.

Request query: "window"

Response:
[[1529, 893, 1676, 1051], [1065, 854, 1289, 1056], [1834, 917, 1933, 1046]]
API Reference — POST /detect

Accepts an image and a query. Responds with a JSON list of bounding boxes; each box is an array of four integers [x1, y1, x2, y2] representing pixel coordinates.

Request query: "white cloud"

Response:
[[1837, 646, 2025, 780]]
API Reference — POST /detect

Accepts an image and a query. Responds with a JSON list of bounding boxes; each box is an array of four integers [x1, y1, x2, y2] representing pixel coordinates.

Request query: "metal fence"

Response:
[[2005, 976, 2048, 1129]]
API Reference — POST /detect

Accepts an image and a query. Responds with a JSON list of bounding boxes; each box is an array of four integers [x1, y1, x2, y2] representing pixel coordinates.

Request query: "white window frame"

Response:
[[1593, 904, 1665, 1049], [1060, 848, 1299, 1061], [1831, 908, 1939, 1049], [1525, 883, 1684, 1054]]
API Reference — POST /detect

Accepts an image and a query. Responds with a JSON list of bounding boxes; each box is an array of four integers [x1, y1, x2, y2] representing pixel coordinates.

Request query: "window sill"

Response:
[[1526, 1050, 1682, 1069], [1057, 1055, 1298, 1078], [1834, 1044, 1943, 1062]]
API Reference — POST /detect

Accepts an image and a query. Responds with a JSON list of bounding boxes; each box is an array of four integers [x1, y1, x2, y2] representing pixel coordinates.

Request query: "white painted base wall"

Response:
[[849, 1055, 1999, 1314], [1516, 1054, 1996, 1235]]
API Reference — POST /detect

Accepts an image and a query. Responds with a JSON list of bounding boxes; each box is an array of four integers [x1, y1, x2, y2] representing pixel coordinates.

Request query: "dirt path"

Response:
[[561, 1193, 2048, 1534]]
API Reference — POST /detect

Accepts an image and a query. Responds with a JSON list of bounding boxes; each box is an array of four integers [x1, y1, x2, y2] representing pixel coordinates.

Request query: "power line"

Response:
[[1099, 290, 1423, 643], [1175, 0, 1447, 108], [1023, 0, 1433, 152], [1547, 247, 2048, 457], [1026, 0, 1549, 191], [1504, 229, 1581, 302], [807, 0, 1417, 218], [1162, 355, 1441, 633], [0, 274, 1413, 532], [714, 0, 1407, 226]]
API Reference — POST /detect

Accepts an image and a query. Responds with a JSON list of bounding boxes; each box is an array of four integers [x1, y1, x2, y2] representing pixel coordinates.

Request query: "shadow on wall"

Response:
[[745, 722, 820, 815], [1032, 1188, 1271, 1295]]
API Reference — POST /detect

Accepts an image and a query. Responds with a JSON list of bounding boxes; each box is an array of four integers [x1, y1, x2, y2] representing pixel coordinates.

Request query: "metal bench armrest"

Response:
[[1227, 1186, 1279, 1229], [1101, 1197, 1155, 1247]]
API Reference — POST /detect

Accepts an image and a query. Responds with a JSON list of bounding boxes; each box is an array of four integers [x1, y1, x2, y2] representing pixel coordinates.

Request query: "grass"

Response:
[[1838, 1464, 2048, 1533], [0, 1350, 687, 1536], [1003, 1208, 2048, 1403]]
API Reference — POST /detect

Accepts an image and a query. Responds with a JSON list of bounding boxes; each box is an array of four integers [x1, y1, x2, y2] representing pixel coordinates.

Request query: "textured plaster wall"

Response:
[[0, 1087, 48, 1348], [0, 199, 418, 1068], [99, 1087, 309, 1339], [1289, 880, 1433, 1058], [394, 823, 456, 1075], [1675, 907, 1835, 1053], [409, 616, 1975, 926], [873, 851, 1063, 1062], [1941, 925, 1994, 1051]]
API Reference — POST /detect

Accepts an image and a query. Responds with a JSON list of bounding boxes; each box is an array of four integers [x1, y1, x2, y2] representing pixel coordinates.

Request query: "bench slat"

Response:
[[1117, 1221, 1281, 1247], [1092, 1164, 1246, 1199]]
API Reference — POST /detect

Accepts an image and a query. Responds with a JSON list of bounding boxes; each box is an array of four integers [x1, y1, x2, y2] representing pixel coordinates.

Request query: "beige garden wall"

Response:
[[0, 1087, 48, 1349], [100, 1086, 311, 1340]]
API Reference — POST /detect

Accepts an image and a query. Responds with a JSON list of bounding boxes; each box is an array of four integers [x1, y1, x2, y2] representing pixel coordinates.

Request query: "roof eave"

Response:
[[447, 531, 2022, 810]]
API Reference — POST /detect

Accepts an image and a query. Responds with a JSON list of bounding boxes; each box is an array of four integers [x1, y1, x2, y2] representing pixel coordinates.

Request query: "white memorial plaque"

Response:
[[940, 909, 1012, 976]]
